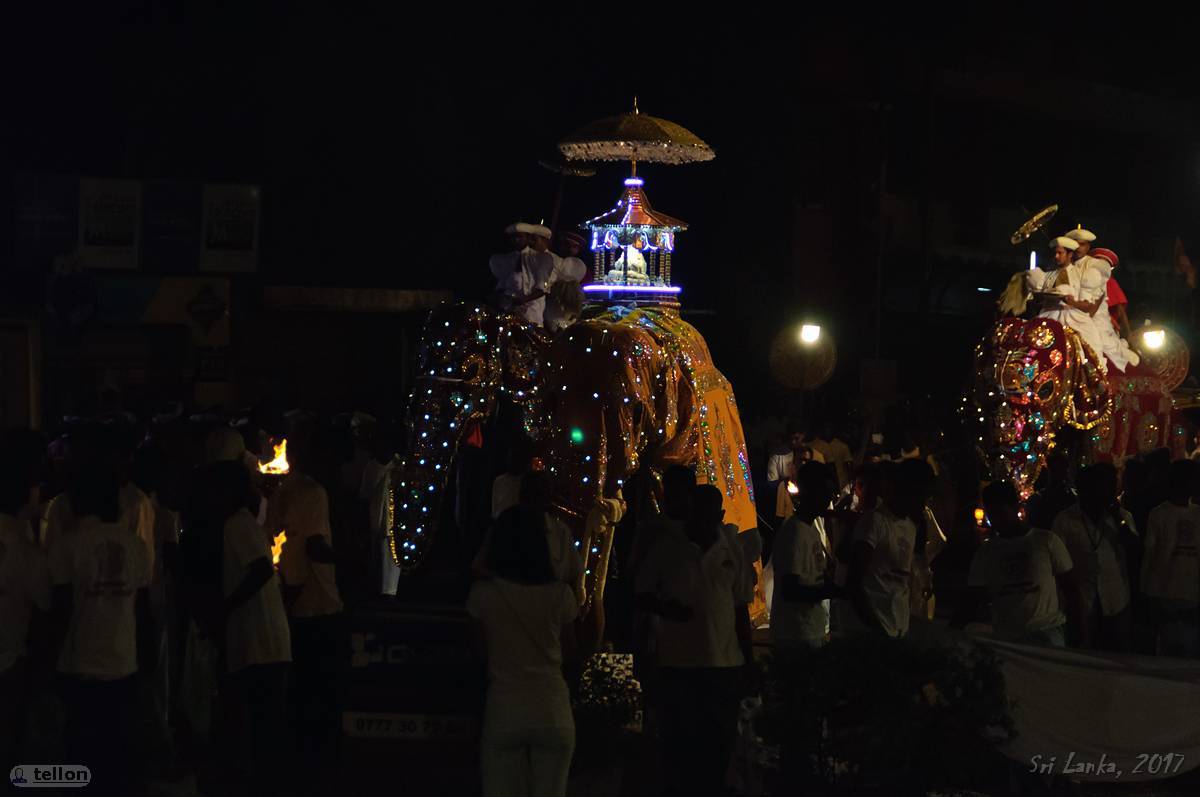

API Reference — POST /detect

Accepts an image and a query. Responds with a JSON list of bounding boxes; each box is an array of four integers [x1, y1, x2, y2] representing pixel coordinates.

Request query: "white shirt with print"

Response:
[[223, 509, 291, 673], [968, 528, 1073, 639], [269, 473, 343, 618], [1141, 502, 1200, 604], [50, 518, 151, 679], [1052, 506, 1135, 617], [466, 578, 578, 734], [770, 515, 831, 648], [854, 508, 916, 638], [636, 527, 753, 668]]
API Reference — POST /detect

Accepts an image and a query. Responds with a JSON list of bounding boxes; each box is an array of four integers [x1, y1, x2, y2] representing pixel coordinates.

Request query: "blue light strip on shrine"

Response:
[[583, 284, 681, 294]]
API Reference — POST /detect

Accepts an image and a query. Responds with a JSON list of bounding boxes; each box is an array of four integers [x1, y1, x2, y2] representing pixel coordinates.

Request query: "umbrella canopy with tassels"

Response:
[[558, 98, 715, 169]]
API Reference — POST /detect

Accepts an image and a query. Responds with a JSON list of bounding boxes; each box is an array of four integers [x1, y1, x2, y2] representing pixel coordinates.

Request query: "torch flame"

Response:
[[786, 480, 799, 496], [258, 439, 290, 475], [271, 530, 287, 567]]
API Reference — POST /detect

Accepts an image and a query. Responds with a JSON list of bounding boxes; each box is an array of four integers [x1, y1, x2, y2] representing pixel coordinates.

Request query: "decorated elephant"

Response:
[[387, 301, 758, 615], [970, 316, 1185, 497]]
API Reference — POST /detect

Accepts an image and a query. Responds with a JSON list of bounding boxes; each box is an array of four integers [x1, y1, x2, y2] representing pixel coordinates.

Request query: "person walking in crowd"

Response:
[[770, 461, 841, 650], [193, 428, 293, 795], [954, 481, 1086, 647], [0, 431, 51, 765], [467, 503, 582, 797], [266, 432, 345, 792], [224, 470, 292, 795], [49, 445, 154, 796], [1140, 459, 1200, 657], [625, 465, 695, 726], [635, 483, 755, 796], [844, 459, 935, 639], [1052, 463, 1138, 651]]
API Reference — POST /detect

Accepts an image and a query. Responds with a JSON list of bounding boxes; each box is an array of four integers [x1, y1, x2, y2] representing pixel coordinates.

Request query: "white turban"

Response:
[[1050, 236, 1079, 251], [1064, 228, 1096, 243], [505, 222, 552, 239]]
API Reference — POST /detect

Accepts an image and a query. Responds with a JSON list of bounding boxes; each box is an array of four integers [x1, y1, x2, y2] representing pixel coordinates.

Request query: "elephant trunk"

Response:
[[389, 304, 504, 571]]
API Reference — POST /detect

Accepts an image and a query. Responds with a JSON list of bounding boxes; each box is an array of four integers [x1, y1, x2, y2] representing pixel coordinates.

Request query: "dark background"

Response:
[[6, 7, 1200, 425]]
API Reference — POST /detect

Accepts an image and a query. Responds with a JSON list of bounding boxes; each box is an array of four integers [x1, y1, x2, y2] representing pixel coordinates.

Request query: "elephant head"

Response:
[[971, 317, 1111, 497], [390, 302, 758, 617], [533, 305, 757, 611], [388, 303, 547, 572]]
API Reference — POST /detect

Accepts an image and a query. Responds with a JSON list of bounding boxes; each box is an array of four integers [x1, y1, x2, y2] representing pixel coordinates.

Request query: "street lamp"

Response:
[[799, 324, 821, 345]]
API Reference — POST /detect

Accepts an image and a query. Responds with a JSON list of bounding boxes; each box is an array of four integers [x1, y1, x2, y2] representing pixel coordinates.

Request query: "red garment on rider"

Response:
[[1107, 277, 1128, 331]]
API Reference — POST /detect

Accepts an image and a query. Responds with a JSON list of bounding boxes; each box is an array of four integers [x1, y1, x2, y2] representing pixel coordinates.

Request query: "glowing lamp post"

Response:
[[1142, 329, 1166, 351]]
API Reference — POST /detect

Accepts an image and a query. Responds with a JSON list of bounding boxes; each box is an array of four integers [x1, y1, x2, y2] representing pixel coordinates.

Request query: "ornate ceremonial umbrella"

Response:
[[559, 102, 712, 298], [558, 98, 715, 171], [1010, 204, 1059, 245]]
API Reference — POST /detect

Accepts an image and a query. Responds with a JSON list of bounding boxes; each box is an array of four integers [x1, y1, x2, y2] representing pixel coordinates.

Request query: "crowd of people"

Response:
[[5, 388, 1200, 796], [0, 407, 385, 796]]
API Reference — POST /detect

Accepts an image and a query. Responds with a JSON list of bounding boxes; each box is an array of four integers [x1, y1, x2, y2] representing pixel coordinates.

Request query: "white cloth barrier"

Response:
[[977, 636, 1200, 783]]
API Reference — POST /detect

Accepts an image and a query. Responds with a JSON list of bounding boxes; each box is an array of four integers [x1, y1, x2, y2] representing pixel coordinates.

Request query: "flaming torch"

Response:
[[258, 439, 290, 475], [271, 530, 287, 568]]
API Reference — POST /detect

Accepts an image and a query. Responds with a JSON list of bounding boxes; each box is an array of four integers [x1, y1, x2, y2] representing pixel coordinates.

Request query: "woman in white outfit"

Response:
[[1026, 237, 1110, 373], [467, 506, 580, 797]]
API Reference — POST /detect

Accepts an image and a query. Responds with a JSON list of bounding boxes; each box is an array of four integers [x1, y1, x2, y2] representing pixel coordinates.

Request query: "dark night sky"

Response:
[[9, 7, 1200, 414]]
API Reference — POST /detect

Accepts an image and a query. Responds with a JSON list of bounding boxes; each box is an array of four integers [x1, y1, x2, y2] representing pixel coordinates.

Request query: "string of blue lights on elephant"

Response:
[[387, 300, 757, 617]]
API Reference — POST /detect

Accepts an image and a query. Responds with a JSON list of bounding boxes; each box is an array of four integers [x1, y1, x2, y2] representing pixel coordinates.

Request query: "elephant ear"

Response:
[[996, 272, 1030, 317]]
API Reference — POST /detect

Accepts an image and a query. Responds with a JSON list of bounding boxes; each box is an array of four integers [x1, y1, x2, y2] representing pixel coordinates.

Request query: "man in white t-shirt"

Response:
[[635, 483, 755, 795], [223, 503, 292, 794], [1052, 463, 1137, 651], [0, 436, 52, 762], [49, 465, 152, 794], [1141, 459, 1200, 657], [771, 462, 841, 649], [265, 435, 345, 783], [954, 481, 1085, 647], [845, 460, 934, 638]]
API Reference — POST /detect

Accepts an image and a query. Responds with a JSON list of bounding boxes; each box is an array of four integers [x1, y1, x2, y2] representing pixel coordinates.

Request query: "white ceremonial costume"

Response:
[[542, 253, 587, 332], [1027, 239, 1109, 373], [1087, 248, 1140, 372], [1080, 255, 1137, 372], [489, 246, 556, 326]]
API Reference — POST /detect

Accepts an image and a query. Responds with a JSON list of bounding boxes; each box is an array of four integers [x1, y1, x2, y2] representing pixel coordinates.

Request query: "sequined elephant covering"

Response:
[[972, 316, 1186, 497], [389, 302, 757, 615], [972, 317, 1111, 498]]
